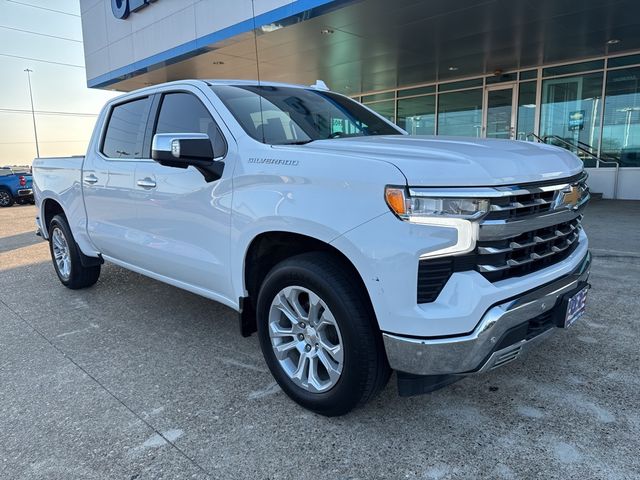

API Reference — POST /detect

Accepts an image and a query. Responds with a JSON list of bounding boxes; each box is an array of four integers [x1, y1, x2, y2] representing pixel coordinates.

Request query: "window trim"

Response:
[[99, 95, 153, 161], [150, 89, 228, 161]]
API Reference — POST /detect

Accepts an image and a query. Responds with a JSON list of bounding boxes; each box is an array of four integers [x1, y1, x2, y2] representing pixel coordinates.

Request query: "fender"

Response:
[[231, 218, 347, 302]]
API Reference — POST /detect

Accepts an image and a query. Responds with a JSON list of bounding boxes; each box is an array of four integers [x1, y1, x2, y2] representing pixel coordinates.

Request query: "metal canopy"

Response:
[[110, 0, 640, 93]]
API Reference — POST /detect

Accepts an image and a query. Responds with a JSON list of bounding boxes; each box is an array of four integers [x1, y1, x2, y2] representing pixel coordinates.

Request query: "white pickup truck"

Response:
[[33, 80, 591, 416]]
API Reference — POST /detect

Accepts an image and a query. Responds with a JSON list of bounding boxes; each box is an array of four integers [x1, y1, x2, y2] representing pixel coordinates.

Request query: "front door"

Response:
[[133, 88, 234, 303], [483, 85, 517, 139]]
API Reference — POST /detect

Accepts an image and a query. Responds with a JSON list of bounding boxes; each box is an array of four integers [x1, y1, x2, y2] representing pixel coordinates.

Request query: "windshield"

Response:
[[211, 85, 402, 145]]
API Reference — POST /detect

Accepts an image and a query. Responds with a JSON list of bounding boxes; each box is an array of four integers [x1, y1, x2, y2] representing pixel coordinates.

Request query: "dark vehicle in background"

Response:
[[0, 167, 34, 207]]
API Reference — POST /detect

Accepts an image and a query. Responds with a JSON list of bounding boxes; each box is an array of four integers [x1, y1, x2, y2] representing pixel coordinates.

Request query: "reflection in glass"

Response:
[[397, 96, 436, 135], [542, 60, 604, 78], [437, 89, 482, 137], [601, 67, 640, 167], [365, 100, 395, 122], [102, 97, 151, 159], [517, 82, 537, 140], [486, 88, 514, 139], [540, 73, 603, 167]]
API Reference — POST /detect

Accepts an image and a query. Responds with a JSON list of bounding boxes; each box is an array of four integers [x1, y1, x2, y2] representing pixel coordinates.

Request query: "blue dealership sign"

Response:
[[112, 0, 158, 19]]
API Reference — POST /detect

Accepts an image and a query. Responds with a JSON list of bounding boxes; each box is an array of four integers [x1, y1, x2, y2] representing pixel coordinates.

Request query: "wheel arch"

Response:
[[41, 197, 102, 268], [42, 198, 66, 236], [239, 231, 378, 337]]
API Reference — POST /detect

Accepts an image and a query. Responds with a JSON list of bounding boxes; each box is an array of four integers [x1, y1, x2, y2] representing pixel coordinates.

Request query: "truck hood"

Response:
[[302, 135, 583, 186]]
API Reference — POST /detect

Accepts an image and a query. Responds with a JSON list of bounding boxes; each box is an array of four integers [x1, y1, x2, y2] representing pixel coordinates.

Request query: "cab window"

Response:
[[102, 97, 151, 159]]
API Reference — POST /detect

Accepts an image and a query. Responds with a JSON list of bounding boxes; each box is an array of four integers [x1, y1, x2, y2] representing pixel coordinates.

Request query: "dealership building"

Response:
[[80, 0, 640, 199]]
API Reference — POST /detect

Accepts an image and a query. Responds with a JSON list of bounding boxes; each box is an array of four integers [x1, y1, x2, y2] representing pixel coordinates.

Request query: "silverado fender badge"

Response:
[[248, 158, 299, 166]]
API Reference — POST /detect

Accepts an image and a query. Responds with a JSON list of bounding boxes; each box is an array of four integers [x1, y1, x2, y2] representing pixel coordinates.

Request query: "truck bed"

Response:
[[32, 156, 87, 243], [32, 156, 84, 182]]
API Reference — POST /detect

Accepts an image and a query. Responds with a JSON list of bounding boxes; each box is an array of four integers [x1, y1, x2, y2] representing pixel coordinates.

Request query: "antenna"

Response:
[[250, 0, 265, 143]]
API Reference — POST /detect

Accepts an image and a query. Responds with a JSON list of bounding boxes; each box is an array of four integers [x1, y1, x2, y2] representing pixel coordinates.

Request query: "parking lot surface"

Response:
[[1, 200, 639, 479]]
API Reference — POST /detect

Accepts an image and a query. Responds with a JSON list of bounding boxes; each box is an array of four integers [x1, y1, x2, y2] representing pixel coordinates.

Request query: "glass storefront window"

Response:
[[485, 87, 515, 139], [601, 67, 640, 167], [543, 60, 604, 77], [365, 100, 395, 122], [520, 69, 537, 81], [398, 85, 435, 98], [353, 52, 640, 169], [437, 89, 482, 137], [439, 78, 483, 92], [397, 96, 436, 135], [605, 54, 640, 69], [517, 82, 537, 140], [362, 91, 394, 103], [539, 72, 603, 167]]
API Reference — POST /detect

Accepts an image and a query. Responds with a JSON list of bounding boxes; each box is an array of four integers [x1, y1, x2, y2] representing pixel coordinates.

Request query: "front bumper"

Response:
[[383, 251, 591, 376]]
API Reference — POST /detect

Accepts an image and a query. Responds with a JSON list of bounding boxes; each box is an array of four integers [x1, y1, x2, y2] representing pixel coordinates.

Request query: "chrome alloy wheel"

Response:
[[268, 286, 344, 393], [0, 190, 11, 206], [51, 227, 71, 281]]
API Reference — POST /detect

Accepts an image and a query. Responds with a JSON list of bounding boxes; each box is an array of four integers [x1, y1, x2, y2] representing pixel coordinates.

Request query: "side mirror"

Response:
[[151, 133, 224, 182]]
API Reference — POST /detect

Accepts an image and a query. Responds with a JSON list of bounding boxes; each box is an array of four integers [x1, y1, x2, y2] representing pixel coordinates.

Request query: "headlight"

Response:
[[384, 186, 489, 258], [384, 187, 489, 221]]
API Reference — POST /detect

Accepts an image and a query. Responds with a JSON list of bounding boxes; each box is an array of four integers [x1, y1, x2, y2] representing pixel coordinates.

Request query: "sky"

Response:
[[0, 0, 119, 166]]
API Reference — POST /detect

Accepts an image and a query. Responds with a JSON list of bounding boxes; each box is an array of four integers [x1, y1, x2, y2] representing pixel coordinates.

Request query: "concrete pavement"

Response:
[[1, 201, 639, 479]]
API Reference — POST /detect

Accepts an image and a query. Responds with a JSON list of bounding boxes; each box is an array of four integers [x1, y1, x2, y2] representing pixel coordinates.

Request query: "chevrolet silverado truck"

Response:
[[32, 80, 591, 416], [0, 167, 33, 207]]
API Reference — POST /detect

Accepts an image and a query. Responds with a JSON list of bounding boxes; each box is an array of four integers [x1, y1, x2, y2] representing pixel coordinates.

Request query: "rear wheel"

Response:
[[48, 214, 101, 289], [0, 188, 14, 207], [256, 252, 390, 416]]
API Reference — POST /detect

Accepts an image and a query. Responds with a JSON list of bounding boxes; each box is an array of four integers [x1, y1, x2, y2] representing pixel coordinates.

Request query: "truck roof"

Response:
[[205, 79, 324, 89], [107, 79, 332, 106]]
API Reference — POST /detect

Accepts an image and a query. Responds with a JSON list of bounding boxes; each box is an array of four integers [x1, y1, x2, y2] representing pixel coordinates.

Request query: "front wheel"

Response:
[[48, 214, 101, 289], [256, 252, 390, 416]]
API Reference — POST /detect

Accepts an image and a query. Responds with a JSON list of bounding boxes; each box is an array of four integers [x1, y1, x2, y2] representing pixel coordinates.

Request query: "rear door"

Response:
[[133, 86, 235, 301], [82, 95, 154, 264]]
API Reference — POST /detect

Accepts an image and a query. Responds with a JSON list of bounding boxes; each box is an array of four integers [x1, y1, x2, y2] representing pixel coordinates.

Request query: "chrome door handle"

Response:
[[83, 174, 98, 184], [136, 178, 156, 189]]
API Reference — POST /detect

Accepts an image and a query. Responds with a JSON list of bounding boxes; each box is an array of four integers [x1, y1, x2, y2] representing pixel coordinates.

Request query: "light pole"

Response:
[[24, 68, 40, 158]]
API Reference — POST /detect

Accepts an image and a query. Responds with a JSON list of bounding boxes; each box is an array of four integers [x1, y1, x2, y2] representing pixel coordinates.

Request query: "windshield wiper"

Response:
[[279, 140, 314, 145]]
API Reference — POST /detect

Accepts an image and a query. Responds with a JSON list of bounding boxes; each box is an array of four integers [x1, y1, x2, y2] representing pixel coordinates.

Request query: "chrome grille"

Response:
[[416, 174, 589, 303], [474, 216, 582, 282], [475, 174, 588, 281], [485, 190, 557, 220]]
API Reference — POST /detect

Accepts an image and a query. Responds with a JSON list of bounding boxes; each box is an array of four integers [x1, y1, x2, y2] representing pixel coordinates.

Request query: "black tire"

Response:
[[48, 214, 101, 289], [256, 252, 390, 416], [0, 188, 14, 207]]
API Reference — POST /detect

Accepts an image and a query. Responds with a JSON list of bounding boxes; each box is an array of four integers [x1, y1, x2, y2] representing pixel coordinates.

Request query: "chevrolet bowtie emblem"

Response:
[[554, 184, 583, 210]]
